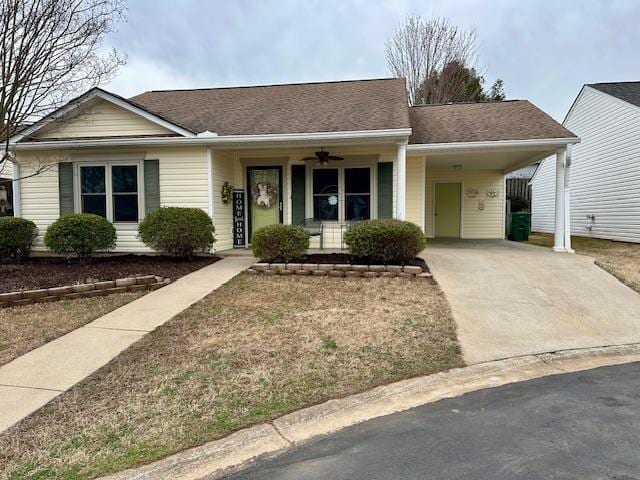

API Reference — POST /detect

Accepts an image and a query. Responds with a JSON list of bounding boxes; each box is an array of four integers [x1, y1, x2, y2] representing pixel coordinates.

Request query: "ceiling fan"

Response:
[[302, 147, 344, 166]]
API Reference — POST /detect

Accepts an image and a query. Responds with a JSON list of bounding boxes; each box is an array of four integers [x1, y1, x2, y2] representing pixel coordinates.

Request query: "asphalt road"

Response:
[[225, 362, 640, 480]]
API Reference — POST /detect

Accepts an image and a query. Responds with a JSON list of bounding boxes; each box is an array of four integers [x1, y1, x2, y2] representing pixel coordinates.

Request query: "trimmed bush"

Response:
[[138, 207, 214, 259], [45, 214, 116, 260], [344, 219, 426, 264], [0, 217, 38, 262], [251, 224, 310, 262]]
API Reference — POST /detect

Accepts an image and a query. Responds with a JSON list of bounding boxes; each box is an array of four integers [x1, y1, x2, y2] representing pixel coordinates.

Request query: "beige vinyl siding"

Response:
[[405, 156, 425, 229], [16, 146, 210, 252], [425, 169, 504, 239], [34, 100, 174, 139], [18, 153, 60, 249], [211, 150, 235, 251]]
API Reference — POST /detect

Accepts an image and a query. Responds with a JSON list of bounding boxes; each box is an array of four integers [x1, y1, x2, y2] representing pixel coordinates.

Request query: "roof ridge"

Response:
[[588, 80, 640, 86], [410, 99, 524, 108], [135, 77, 403, 95]]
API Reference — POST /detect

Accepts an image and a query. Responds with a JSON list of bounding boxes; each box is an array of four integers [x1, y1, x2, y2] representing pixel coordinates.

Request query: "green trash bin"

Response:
[[509, 213, 531, 241]]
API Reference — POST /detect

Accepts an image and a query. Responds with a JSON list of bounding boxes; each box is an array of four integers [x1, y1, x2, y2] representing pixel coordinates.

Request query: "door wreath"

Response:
[[251, 182, 277, 208]]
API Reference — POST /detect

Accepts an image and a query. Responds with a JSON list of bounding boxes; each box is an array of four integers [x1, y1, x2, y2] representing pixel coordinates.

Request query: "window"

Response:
[[80, 166, 107, 217], [112, 165, 139, 222], [79, 163, 140, 222], [313, 169, 339, 221], [345, 168, 370, 221]]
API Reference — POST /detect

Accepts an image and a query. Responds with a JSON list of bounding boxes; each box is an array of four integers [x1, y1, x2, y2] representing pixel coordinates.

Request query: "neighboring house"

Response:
[[0, 160, 13, 216], [532, 82, 640, 244], [8, 78, 578, 253]]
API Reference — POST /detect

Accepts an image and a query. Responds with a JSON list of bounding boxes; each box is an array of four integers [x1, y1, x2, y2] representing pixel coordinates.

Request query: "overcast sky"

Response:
[[104, 0, 640, 121]]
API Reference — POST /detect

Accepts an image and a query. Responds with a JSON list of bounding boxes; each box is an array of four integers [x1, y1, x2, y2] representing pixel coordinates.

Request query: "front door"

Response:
[[247, 166, 283, 240], [434, 182, 461, 238]]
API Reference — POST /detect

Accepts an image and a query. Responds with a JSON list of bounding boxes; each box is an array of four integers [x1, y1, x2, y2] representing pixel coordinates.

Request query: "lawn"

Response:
[[0, 293, 143, 366], [528, 233, 640, 293], [0, 273, 462, 480]]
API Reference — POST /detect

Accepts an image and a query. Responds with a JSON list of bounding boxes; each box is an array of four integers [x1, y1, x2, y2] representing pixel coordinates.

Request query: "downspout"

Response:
[[11, 159, 20, 217]]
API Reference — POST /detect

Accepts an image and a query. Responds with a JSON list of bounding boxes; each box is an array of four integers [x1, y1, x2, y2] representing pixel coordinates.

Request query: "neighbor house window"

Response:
[[79, 163, 140, 222], [345, 168, 370, 221], [313, 169, 339, 221]]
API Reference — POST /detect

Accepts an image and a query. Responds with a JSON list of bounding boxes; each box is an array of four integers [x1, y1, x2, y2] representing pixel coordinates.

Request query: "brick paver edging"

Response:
[[247, 263, 432, 279], [0, 275, 171, 308]]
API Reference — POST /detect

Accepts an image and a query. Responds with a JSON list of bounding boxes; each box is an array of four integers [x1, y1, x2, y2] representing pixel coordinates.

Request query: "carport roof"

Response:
[[409, 100, 577, 145]]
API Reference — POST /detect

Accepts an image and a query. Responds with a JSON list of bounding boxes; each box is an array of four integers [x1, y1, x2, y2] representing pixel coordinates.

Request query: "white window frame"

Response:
[[73, 160, 145, 224], [307, 165, 374, 222]]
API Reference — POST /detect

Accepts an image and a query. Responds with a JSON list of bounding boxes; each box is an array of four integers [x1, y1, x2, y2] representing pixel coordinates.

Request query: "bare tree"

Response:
[[385, 16, 478, 105], [0, 0, 126, 180]]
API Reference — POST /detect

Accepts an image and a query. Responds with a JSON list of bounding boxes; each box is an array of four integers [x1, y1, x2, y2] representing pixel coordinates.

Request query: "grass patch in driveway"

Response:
[[528, 233, 640, 293], [0, 293, 143, 366], [0, 274, 462, 480]]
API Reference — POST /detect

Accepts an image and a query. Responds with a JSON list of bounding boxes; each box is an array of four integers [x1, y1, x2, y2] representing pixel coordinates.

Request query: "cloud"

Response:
[[103, 0, 640, 120]]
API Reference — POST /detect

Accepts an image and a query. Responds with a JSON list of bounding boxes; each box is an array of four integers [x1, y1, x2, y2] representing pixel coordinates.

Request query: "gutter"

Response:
[[10, 128, 413, 150], [407, 137, 580, 153]]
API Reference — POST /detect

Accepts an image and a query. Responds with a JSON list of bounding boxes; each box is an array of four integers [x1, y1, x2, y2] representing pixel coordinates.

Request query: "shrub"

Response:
[[45, 214, 116, 260], [138, 207, 214, 259], [344, 219, 426, 264], [0, 217, 38, 262], [251, 224, 310, 262]]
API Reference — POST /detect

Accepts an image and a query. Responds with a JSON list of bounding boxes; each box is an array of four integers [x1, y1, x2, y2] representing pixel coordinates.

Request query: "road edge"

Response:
[[101, 343, 640, 480]]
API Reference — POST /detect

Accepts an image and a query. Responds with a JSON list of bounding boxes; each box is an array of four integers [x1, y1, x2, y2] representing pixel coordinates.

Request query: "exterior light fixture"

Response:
[[453, 164, 463, 170]]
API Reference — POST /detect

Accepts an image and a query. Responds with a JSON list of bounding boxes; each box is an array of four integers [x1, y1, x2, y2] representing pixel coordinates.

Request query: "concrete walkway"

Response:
[[0, 256, 254, 433], [421, 240, 640, 364]]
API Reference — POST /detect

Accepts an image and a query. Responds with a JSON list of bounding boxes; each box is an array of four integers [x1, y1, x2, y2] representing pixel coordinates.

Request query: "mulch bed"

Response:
[[0, 255, 219, 293], [304, 253, 429, 272]]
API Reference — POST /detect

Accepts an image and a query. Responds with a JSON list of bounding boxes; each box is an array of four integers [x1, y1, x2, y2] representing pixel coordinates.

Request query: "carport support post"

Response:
[[553, 147, 568, 252], [396, 141, 407, 220], [564, 145, 574, 253]]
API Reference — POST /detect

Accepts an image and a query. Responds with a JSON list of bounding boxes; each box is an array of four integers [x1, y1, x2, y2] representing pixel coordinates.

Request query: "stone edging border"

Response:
[[0, 275, 171, 308], [247, 262, 431, 279], [100, 343, 640, 480]]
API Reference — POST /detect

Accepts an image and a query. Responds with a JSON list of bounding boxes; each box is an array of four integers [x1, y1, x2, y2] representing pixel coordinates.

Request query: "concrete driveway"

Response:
[[421, 240, 640, 364]]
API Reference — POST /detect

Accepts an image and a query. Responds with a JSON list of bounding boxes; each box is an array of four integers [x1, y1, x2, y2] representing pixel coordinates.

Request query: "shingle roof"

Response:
[[588, 82, 640, 108], [408, 100, 577, 144], [130, 78, 411, 136]]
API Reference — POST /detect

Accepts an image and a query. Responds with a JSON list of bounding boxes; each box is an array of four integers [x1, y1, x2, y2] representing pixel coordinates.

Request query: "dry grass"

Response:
[[528, 233, 640, 293], [0, 293, 143, 367], [0, 274, 462, 480]]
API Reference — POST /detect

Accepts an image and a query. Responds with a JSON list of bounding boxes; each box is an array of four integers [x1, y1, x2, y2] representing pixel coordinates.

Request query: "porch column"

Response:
[[553, 147, 567, 252], [396, 141, 407, 220], [564, 145, 574, 253]]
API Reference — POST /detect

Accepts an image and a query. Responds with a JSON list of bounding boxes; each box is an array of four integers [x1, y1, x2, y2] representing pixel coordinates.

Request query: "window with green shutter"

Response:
[[144, 159, 160, 214], [377, 162, 393, 219]]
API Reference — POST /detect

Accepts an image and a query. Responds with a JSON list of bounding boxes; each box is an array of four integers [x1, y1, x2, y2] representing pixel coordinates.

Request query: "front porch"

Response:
[[212, 138, 578, 253]]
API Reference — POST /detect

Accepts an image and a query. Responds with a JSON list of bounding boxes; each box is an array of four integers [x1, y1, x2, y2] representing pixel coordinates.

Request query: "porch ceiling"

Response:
[[423, 146, 557, 171]]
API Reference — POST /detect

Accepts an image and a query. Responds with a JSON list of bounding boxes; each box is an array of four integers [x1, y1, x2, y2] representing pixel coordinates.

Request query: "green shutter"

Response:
[[58, 162, 74, 215], [291, 164, 306, 225], [144, 159, 160, 214], [377, 162, 393, 219]]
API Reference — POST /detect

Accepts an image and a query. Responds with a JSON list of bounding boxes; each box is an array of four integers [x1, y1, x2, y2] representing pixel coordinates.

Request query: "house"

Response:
[[8, 78, 578, 253], [531, 82, 640, 244]]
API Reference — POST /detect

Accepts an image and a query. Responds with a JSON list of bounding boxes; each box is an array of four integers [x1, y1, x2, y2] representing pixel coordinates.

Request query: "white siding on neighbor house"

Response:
[[211, 150, 235, 252], [33, 100, 174, 139], [531, 86, 640, 243], [425, 169, 504, 239]]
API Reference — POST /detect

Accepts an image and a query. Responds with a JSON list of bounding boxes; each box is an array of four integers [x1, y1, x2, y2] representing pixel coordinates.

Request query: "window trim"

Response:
[[73, 160, 145, 224]]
